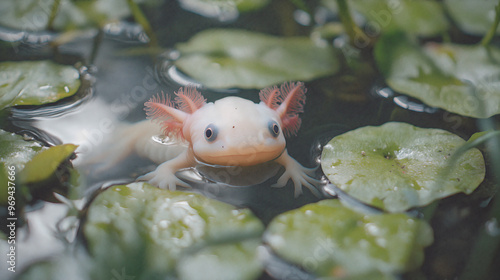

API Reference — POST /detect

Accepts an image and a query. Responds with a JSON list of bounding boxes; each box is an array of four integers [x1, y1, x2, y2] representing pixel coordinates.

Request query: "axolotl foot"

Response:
[[137, 166, 191, 191], [271, 151, 321, 197]]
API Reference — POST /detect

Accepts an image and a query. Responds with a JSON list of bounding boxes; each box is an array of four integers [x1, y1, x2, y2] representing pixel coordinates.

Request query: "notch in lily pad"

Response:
[[0, 60, 81, 110], [321, 122, 486, 212]]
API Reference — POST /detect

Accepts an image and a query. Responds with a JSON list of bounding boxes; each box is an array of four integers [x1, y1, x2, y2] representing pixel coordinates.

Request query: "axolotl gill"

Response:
[[100, 81, 319, 196]]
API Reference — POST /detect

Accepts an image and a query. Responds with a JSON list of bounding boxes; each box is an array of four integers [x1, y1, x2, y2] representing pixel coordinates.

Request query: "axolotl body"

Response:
[[105, 82, 318, 196]]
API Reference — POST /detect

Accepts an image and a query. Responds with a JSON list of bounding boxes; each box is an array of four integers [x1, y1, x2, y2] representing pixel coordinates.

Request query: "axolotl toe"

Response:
[[135, 81, 319, 197]]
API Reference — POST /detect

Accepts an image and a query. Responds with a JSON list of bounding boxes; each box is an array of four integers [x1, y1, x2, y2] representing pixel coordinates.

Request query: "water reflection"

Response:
[[372, 84, 439, 113]]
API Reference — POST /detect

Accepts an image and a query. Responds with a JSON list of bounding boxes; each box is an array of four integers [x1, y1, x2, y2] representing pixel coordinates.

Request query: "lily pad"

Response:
[[375, 32, 500, 118], [444, 0, 500, 35], [321, 122, 486, 212], [174, 29, 340, 89], [0, 129, 79, 205], [177, 238, 262, 280], [180, 0, 269, 15], [84, 182, 264, 280], [348, 0, 448, 36], [0, 129, 45, 170], [0, 60, 81, 109], [19, 144, 77, 184], [0, 129, 44, 205], [0, 0, 151, 32], [265, 199, 433, 277]]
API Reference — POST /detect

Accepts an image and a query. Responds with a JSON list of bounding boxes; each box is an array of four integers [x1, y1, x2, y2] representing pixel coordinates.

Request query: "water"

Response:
[[1, 2, 499, 280]]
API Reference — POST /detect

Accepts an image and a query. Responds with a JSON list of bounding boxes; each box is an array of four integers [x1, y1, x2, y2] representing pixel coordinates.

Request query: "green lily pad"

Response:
[[15, 253, 92, 280], [0, 129, 44, 170], [265, 199, 433, 277], [84, 182, 264, 280], [321, 122, 486, 212], [0, 0, 151, 32], [375, 32, 500, 118], [348, 0, 448, 36], [19, 144, 77, 184], [0, 129, 79, 205], [444, 0, 500, 35], [0, 129, 44, 205], [182, 0, 269, 13], [0, 60, 81, 109], [177, 238, 262, 280], [174, 29, 340, 89]]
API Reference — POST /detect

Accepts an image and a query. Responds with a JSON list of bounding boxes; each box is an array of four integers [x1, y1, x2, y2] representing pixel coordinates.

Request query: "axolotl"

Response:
[[99, 82, 318, 196]]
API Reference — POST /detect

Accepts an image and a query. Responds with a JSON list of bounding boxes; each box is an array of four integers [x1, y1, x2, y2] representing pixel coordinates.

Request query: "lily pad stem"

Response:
[[126, 0, 159, 48], [480, 2, 500, 47], [47, 0, 61, 31], [460, 129, 500, 279], [89, 28, 104, 65], [461, 181, 500, 279], [336, 0, 368, 47]]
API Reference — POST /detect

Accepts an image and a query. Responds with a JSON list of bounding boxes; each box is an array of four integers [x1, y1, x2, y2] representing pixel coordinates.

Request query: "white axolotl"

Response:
[[95, 82, 319, 196]]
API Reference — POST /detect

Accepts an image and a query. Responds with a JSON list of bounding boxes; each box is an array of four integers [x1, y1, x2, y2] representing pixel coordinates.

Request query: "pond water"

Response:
[[1, 1, 499, 280]]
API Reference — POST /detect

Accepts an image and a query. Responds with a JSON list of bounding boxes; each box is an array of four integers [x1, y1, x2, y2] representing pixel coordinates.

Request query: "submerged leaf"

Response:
[[0, 60, 80, 109], [375, 32, 500, 118], [84, 182, 264, 280], [265, 199, 433, 277], [321, 122, 485, 212], [349, 0, 448, 36], [174, 29, 339, 89]]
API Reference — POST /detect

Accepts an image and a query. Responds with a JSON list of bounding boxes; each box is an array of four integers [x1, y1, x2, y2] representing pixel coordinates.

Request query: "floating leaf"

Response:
[[321, 122, 485, 212], [177, 238, 262, 280], [375, 32, 500, 118], [348, 0, 448, 36], [15, 253, 92, 280], [265, 199, 433, 277], [0, 60, 81, 109], [0, 0, 151, 32], [174, 29, 340, 89], [180, 0, 269, 17], [84, 182, 264, 280], [0, 129, 45, 168], [444, 0, 500, 35], [0, 129, 78, 205], [19, 144, 77, 184], [0, 129, 44, 205]]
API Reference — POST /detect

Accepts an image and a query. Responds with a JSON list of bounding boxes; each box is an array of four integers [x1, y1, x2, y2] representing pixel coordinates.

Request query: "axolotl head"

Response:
[[144, 82, 307, 166]]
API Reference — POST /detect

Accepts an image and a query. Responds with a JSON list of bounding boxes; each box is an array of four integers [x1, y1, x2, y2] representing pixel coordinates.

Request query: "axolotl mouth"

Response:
[[195, 147, 286, 167]]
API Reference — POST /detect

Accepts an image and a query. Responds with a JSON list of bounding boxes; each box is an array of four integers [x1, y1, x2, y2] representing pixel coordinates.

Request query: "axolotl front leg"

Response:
[[138, 148, 195, 190], [272, 149, 321, 197]]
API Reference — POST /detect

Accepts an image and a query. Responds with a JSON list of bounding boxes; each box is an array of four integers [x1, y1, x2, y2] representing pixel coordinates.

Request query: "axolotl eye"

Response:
[[268, 121, 280, 138], [204, 124, 218, 142]]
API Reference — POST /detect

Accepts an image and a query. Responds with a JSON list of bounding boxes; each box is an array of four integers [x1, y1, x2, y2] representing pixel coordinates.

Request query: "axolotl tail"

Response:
[[76, 120, 187, 173]]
